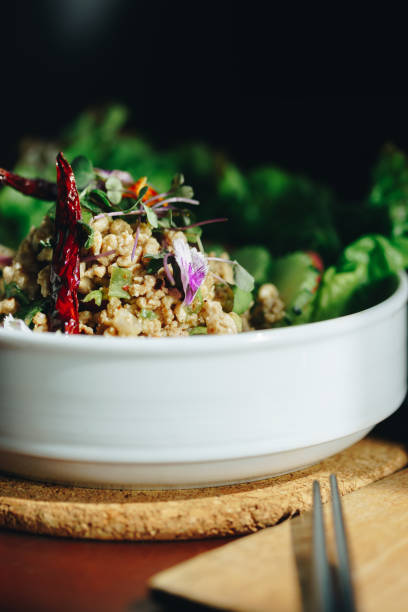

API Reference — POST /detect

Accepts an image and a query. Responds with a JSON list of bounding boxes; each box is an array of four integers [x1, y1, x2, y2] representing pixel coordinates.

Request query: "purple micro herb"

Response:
[[207, 256, 236, 265], [81, 250, 116, 263], [94, 168, 134, 185], [144, 192, 169, 206], [92, 206, 172, 221], [0, 255, 13, 266], [176, 218, 228, 230], [131, 224, 141, 262], [151, 196, 199, 210], [163, 253, 175, 285], [173, 238, 208, 306], [210, 271, 228, 285]]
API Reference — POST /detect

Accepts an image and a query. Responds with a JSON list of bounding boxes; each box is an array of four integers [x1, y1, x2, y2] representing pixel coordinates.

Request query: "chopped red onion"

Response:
[[131, 225, 141, 262], [81, 249, 116, 263], [163, 253, 175, 285], [93, 206, 174, 221], [210, 271, 228, 285], [145, 192, 169, 206], [207, 256, 235, 265], [176, 218, 228, 230], [0, 255, 13, 266], [94, 168, 134, 185], [153, 196, 199, 208]]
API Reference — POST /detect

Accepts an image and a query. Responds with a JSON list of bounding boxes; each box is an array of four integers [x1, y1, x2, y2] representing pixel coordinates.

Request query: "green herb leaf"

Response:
[[143, 203, 159, 228], [87, 189, 114, 211], [71, 156, 94, 191], [233, 262, 255, 292], [80, 208, 93, 224], [232, 246, 274, 285], [143, 253, 165, 274], [15, 297, 50, 326], [4, 281, 30, 305], [185, 226, 202, 243], [171, 173, 185, 189], [139, 308, 158, 319], [232, 286, 253, 315], [83, 289, 104, 307], [108, 267, 132, 299], [157, 210, 174, 229], [80, 196, 103, 214], [187, 288, 203, 314], [170, 173, 194, 199], [106, 176, 123, 205], [138, 185, 149, 200], [47, 203, 56, 221], [77, 220, 94, 248], [189, 326, 207, 335], [39, 238, 53, 248], [122, 185, 149, 213], [176, 185, 194, 199]]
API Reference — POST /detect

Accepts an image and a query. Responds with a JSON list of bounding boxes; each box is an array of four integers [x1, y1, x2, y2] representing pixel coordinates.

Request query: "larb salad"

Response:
[[1, 108, 408, 336]]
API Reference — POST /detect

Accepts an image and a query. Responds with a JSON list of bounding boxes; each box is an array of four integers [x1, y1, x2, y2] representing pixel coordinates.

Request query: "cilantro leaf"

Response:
[[71, 156, 94, 191], [122, 185, 149, 213], [158, 210, 174, 229], [80, 196, 103, 214], [87, 189, 115, 211], [106, 176, 123, 205], [143, 203, 159, 228], [185, 226, 202, 243], [16, 297, 50, 326], [170, 173, 194, 199], [4, 281, 30, 305], [39, 238, 53, 248], [77, 220, 94, 248], [143, 253, 165, 274]]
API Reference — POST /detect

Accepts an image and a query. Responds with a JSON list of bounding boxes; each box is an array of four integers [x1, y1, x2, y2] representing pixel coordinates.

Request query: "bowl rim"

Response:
[[1, 271, 407, 354]]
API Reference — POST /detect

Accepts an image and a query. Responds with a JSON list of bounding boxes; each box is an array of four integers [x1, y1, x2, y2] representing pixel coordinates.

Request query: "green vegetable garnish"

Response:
[[232, 286, 253, 315], [108, 267, 132, 299], [71, 156, 94, 191], [189, 326, 207, 335], [3, 281, 30, 305], [83, 289, 104, 307], [139, 309, 157, 320], [143, 203, 159, 228], [105, 176, 123, 205]]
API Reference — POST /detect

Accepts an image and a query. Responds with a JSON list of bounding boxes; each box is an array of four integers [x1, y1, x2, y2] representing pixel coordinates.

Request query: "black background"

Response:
[[2, 1, 408, 437], [1, 2, 408, 202]]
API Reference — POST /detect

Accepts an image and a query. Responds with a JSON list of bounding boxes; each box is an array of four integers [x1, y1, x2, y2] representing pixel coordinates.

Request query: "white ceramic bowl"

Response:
[[0, 272, 407, 489]]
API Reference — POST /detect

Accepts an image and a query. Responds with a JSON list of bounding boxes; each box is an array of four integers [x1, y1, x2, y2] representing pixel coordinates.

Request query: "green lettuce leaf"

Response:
[[311, 234, 404, 322]]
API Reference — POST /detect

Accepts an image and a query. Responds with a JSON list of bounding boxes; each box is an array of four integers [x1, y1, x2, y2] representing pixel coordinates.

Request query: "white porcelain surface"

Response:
[[0, 272, 407, 489]]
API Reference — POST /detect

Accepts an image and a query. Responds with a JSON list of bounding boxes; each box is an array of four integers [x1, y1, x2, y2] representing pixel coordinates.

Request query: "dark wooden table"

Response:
[[0, 528, 233, 611], [1, 409, 406, 612]]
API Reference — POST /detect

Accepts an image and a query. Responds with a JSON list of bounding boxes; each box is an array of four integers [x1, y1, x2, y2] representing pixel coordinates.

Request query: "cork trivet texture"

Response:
[[0, 438, 406, 541]]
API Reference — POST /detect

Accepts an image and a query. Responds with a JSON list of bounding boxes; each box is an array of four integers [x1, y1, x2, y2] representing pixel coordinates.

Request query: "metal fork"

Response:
[[312, 474, 357, 612]]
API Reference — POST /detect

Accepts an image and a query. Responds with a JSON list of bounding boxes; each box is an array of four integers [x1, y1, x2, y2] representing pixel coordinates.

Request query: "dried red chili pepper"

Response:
[[0, 168, 57, 200], [50, 152, 81, 334]]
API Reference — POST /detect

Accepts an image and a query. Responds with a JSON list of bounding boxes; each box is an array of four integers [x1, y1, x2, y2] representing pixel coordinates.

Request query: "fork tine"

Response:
[[312, 480, 335, 611], [330, 474, 356, 612]]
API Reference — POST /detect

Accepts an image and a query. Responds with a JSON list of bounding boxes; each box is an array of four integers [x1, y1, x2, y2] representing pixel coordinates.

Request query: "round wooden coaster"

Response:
[[0, 438, 406, 541]]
